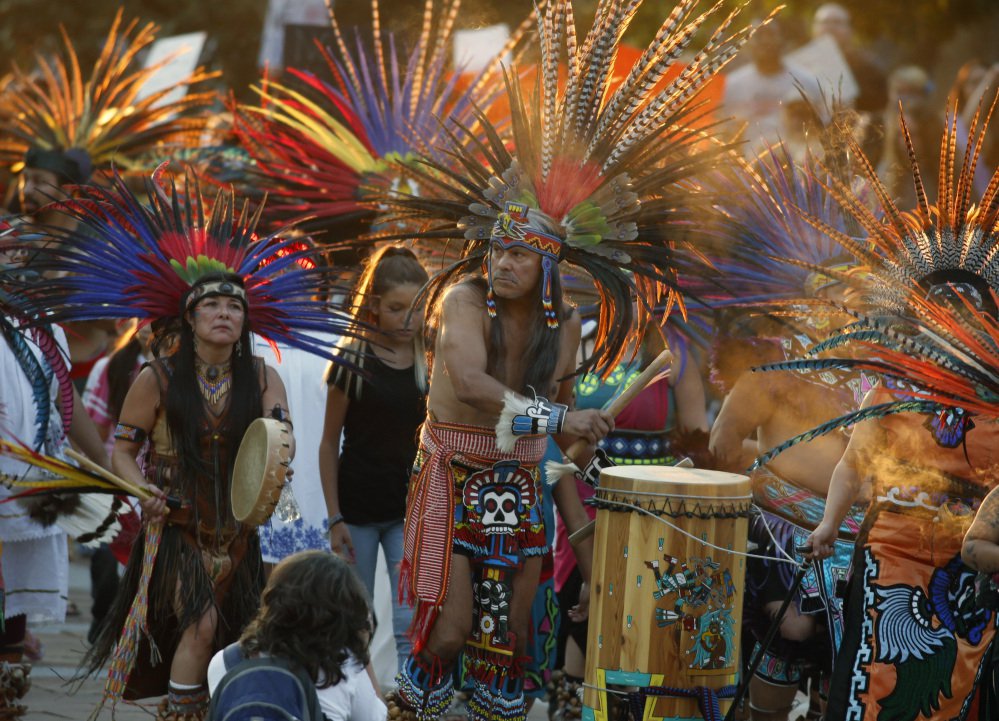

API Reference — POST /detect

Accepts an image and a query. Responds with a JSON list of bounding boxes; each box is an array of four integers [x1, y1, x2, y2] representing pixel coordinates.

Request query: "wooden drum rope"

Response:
[[586, 489, 800, 566], [230, 417, 292, 526]]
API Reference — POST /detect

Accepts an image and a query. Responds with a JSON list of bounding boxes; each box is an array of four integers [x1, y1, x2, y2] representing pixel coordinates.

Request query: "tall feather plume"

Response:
[[606, 3, 768, 165], [953, 104, 983, 230], [372, 0, 757, 376], [233, 0, 531, 235], [939, 105, 958, 233], [795, 104, 999, 311], [596, 0, 698, 135], [0, 9, 216, 172], [539, 1, 564, 181], [409, 0, 434, 119], [591, 0, 703, 151]]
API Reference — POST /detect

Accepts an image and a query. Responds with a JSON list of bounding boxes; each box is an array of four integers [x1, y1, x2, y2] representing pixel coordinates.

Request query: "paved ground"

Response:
[[30, 558, 151, 720], [29, 558, 812, 721], [22, 558, 808, 721], [27, 557, 553, 720]]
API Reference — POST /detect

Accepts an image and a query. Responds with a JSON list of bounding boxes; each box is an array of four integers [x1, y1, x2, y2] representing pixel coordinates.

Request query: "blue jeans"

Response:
[[347, 519, 413, 672]]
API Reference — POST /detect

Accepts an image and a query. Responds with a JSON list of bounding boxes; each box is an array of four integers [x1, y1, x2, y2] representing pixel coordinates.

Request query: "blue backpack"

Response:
[[207, 643, 326, 721]]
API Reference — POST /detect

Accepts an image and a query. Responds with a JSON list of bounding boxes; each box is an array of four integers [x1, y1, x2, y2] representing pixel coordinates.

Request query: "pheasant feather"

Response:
[[373, 0, 759, 375]]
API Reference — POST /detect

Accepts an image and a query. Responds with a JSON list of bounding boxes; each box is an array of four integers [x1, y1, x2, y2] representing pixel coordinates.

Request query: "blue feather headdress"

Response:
[[13, 168, 361, 363], [695, 144, 862, 310]]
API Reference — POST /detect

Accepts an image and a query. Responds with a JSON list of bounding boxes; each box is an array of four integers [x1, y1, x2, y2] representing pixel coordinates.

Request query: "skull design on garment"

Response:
[[481, 488, 519, 531], [463, 459, 537, 535]]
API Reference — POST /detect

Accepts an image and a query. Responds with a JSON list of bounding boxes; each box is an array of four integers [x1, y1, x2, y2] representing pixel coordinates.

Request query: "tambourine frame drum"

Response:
[[231, 417, 291, 526], [583, 466, 751, 721]]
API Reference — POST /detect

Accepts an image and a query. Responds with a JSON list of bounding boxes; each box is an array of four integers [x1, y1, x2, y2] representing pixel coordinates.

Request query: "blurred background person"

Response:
[[877, 65, 941, 209], [723, 19, 822, 158]]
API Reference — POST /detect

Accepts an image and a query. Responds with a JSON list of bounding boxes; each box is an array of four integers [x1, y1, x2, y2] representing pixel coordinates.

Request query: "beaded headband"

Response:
[[487, 202, 564, 328]]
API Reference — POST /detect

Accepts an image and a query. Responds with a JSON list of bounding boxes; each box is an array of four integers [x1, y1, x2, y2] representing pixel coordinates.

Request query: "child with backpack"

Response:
[[206, 551, 386, 721]]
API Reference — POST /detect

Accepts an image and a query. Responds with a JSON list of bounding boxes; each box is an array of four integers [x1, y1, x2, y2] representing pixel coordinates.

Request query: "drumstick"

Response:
[[65, 449, 153, 500], [567, 456, 694, 547], [545, 348, 674, 485]]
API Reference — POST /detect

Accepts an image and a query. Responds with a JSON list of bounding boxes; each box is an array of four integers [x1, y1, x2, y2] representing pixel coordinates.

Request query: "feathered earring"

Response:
[[484, 254, 497, 319], [542, 256, 558, 329]]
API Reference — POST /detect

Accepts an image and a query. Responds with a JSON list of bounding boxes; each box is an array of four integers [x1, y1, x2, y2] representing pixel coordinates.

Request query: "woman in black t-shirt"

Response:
[[320, 245, 428, 672]]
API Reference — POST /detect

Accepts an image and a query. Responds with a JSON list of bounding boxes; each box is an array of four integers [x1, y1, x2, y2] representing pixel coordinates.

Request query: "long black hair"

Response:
[[165, 272, 262, 483], [462, 268, 570, 396]]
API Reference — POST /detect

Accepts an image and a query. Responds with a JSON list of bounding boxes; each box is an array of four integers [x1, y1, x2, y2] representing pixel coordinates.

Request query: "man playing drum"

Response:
[[383, 3, 760, 718], [396, 217, 615, 721]]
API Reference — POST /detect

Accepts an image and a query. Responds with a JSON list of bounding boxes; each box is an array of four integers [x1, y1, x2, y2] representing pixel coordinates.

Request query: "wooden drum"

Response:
[[583, 466, 751, 721], [231, 418, 292, 526]]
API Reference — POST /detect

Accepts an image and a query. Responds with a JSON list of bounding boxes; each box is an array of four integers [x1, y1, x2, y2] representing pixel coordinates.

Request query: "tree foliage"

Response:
[[0, 0, 997, 103], [0, 0, 267, 100]]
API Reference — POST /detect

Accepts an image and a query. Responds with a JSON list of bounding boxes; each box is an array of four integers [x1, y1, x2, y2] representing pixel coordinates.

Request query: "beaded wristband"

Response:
[[511, 396, 567, 436]]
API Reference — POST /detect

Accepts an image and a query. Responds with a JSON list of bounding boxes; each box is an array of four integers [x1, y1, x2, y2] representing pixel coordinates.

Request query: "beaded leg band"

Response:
[[467, 679, 526, 721], [156, 683, 208, 721], [396, 653, 455, 721], [465, 650, 527, 721]]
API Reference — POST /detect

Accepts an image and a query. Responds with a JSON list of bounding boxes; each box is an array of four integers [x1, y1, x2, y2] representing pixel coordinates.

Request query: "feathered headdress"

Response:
[[13, 168, 359, 362], [232, 0, 534, 231], [376, 0, 765, 375], [752, 102, 999, 463], [0, 10, 217, 177], [794, 102, 999, 313], [695, 144, 860, 309], [753, 291, 999, 465]]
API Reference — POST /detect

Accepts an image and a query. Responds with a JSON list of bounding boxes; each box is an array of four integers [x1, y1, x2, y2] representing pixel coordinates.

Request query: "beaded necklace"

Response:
[[195, 357, 232, 406]]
